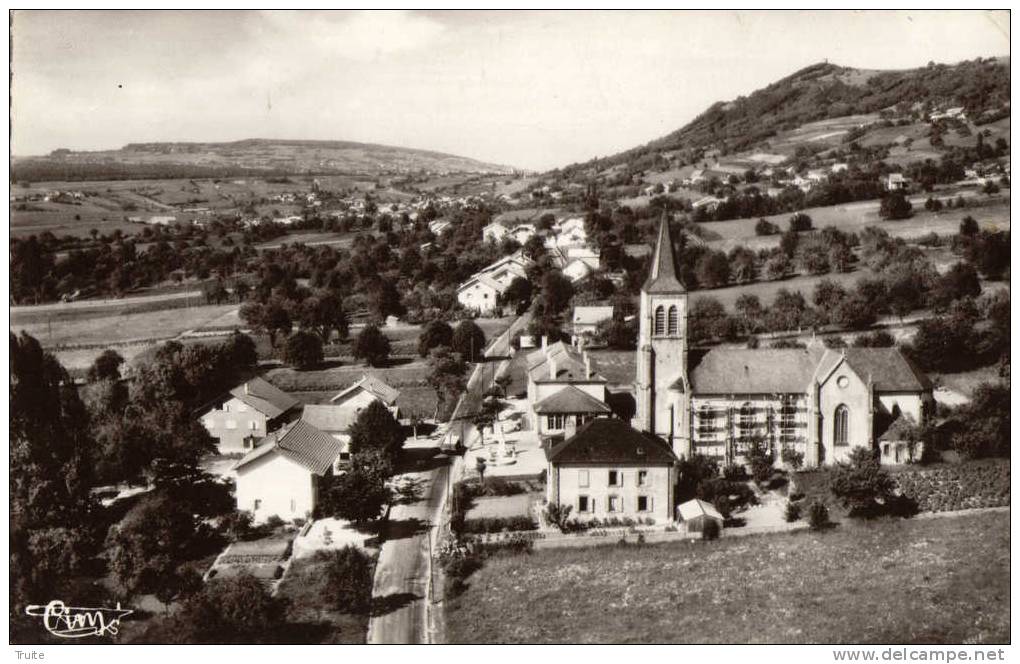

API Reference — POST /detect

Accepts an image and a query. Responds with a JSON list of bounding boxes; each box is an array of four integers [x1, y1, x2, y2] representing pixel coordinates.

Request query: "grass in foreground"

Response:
[[446, 512, 1009, 644]]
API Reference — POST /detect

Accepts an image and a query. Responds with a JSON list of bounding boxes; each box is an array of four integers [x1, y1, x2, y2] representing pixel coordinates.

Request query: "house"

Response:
[[806, 169, 828, 183], [526, 340, 608, 434], [233, 420, 344, 523], [429, 219, 452, 235], [148, 215, 177, 226], [683, 169, 705, 186], [300, 404, 358, 464], [533, 385, 613, 436], [632, 214, 934, 468], [545, 418, 677, 523], [457, 273, 507, 316], [886, 173, 909, 191], [831, 163, 849, 174], [563, 258, 595, 283], [676, 498, 724, 534], [329, 374, 401, 419], [199, 377, 300, 455], [482, 221, 509, 243], [572, 305, 614, 342], [692, 195, 724, 211], [509, 223, 537, 245]]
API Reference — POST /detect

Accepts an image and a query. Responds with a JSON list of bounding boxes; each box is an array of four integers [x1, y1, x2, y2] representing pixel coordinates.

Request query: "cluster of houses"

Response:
[[198, 374, 404, 523], [456, 250, 533, 316], [537, 215, 934, 525]]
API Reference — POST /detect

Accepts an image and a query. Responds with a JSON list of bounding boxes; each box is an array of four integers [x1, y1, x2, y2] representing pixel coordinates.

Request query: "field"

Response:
[[445, 512, 1009, 644], [699, 192, 1010, 253]]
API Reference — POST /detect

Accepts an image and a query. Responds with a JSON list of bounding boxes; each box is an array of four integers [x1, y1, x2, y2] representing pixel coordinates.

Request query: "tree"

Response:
[[169, 573, 286, 644], [754, 218, 779, 236], [321, 546, 374, 613], [813, 279, 847, 315], [932, 262, 982, 309], [689, 297, 732, 343], [745, 437, 775, 483], [677, 454, 719, 502], [695, 251, 731, 289], [326, 457, 393, 524], [829, 447, 896, 516], [833, 294, 877, 330], [950, 381, 1009, 458], [354, 325, 391, 367], [594, 317, 637, 350], [879, 191, 913, 220], [282, 330, 323, 370], [965, 230, 1009, 280], [765, 252, 792, 281], [539, 270, 574, 316], [502, 276, 533, 312], [418, 320, 453, 358], [788, 213, 813, 232], [734, 293, 764, 336], [959, 215, 979, 237], [347, 400, 405, 461], [299, 292, 348, 342], [88, 348, 125, 383], [107, 493, 203, 597], [11, 333, 99, 608], [452, 320, 487, 363]]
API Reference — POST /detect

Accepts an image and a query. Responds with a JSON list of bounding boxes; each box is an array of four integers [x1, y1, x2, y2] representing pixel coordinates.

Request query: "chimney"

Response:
[[549, 356, 558, 380], [541, 335, 547, 351], [583, 352, 592, 380], [564, 416, 577, 438], [244, 382, 250, 395]]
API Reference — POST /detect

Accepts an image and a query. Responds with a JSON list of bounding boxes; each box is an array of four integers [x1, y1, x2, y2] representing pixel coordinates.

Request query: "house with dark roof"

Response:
[[199, 376, 301, 455], [545, 418, 677, 523], [233, 420, 345, 523], [526, 340, 608, 434], [329, 374, 402, 419], [632, 213, 934, 468]]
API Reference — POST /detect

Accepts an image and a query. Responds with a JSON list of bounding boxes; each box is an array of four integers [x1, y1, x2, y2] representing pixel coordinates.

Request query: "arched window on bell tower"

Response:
[[653, 305, 665, 336], [667, 305, 678, 336]]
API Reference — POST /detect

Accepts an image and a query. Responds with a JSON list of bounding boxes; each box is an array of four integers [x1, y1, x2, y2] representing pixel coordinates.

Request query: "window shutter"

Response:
[[649, 496, 654, 511], [619, 471, 624, 487]]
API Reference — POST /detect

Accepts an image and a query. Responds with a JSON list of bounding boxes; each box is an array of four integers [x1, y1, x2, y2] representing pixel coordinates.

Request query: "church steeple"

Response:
[[643, 213, 686, 294]]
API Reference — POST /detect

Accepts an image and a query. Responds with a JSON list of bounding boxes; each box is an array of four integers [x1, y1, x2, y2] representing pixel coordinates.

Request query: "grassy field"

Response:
[[446, 512, 1009, 644], [700, 193, 1010, 253]]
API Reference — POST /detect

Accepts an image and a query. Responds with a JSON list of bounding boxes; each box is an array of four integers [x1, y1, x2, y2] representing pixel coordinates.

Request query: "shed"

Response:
[[676, 498, 724, 533]]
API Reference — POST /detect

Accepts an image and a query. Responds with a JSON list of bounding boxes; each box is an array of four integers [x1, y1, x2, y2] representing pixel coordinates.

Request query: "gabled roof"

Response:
[[573, 306, 614, 326], [228, 376, 300, 419], [330, 374, 400, 406], [841, 348, 933, 392], [643, 214, 686, 294], [527, 342, 606, 383], [677, 498, 724, 522], [533, 385, 612, 414], [687, 348, 824, 395], [877, 412, 918, 442], [301, 404, 359, 434], [234, 420, 343, 475], [546, 418, 677, 465]]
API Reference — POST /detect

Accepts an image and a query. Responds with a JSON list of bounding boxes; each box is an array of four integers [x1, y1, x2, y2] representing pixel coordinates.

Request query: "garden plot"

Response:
[[206, 534, 295, 590]]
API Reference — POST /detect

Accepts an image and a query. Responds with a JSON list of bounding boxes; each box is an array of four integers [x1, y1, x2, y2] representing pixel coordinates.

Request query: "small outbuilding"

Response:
[[676, 498, 725, 534]]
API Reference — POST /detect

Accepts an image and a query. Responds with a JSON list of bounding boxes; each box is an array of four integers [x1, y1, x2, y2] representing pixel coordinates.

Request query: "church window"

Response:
[[738, 402, 755, 441], [653, 305, 665, 336], [834, 405, 850, 446], [667, 305, 679, 335]]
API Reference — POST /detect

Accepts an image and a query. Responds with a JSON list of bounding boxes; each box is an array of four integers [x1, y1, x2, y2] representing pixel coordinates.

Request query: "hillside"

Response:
[[12, 138, 513, 182], [558, 56, 1010, 177]]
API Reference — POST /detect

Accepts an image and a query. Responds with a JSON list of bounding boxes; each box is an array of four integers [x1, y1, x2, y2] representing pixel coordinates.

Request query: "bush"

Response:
[[462, 516, 537, 534], [829, 447, 897, 516], [722, 464, 747, 481], [702, 519, 721, 541], [544, 503, 574, 532], [755, 218, 780, 236], [781, 447, 805, 470], [784, 501, 802, 523], [221, 510, 254, 542], [264, 515, 285, 530], [321, 546, 374, 613], [808, 501, 830, 530], [789, 213, 813, 232]]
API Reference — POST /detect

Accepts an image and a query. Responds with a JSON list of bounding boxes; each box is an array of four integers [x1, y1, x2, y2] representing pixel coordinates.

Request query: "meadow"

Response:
[[445, 511, 1009, 644]]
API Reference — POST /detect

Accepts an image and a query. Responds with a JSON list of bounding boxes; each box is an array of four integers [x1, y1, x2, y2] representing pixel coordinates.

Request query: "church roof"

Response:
[[686, 347, 824, 395], [840, 348, 934, 393], [545, 418, 677, 465], [643, 214, 686, 294]]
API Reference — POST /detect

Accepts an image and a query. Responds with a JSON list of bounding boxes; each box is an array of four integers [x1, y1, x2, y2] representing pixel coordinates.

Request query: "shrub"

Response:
[[321, 546, 374, 613], [722, 464, 747, 481], [702, 519, 721, 541], [781, 447, 805, 470], [462, 516, 537, 534], [221, 510, 254, 542], [789, 213, 814, 232], [544, 503, 574, 532], [784, 501, 802, 523], [829, 447, 897, 516], [808, 501, 830, 530]]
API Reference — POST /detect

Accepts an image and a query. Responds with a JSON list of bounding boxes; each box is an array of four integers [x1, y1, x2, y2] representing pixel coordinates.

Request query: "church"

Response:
[[632, 215, 934, 468]]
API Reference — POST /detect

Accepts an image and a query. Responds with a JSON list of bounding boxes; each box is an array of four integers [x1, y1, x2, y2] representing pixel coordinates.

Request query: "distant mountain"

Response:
[[13, 138, 513, 182], [558, 56, 1010, 176]]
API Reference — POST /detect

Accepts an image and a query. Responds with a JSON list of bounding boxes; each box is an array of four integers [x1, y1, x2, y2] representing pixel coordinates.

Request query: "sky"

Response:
[[10, 10, 1010, 171]]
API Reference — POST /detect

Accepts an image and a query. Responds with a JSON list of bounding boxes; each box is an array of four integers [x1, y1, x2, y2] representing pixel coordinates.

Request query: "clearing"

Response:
[[446, 511, 1009, 644]]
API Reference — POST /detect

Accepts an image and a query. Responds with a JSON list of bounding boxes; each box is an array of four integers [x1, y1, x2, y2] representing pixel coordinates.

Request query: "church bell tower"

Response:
[[633, 213, 690, 457]]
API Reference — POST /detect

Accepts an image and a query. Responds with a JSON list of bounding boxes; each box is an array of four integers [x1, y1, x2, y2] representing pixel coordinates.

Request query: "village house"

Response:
[[886, 173, 909, 191], [571, 305, 614, 343], [233, 420, 344, 523], [329, 373, 402, 420], [545, 418, 677, 523], [482, 220, 509, 243], [526, 340, 608, 435], [199, 377, 300, 455], [633, 214, 933, 468], [429, 218, 452, 235], [456, 251, 533, 316]]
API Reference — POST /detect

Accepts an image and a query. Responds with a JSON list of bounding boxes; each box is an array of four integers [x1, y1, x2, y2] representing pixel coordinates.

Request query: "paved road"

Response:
[[367, 454, 450, 645]]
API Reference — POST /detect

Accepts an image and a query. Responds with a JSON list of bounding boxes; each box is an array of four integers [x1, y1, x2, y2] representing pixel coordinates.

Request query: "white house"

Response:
[[572, 305, 614, 342], [886, 173, 909, 191], [457, 273, 506, 316], [482, 221, 509, 243], [329, 374, 402, 419], [233, 420, 344, 523], [199, 377, 300, 455], [526, 340, 608, 434], [429, 219, 452, 235]]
